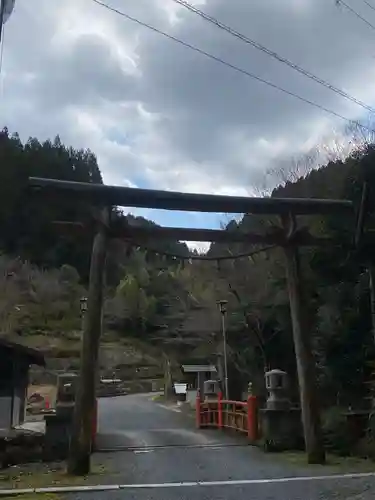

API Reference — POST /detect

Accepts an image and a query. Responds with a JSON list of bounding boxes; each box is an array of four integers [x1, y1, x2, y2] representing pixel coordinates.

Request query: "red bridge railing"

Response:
[[196, 391, 259, 442]]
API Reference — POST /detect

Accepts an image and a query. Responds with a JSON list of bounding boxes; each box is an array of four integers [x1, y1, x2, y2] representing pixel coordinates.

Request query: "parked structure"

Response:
[[0, 338, 45, 429]]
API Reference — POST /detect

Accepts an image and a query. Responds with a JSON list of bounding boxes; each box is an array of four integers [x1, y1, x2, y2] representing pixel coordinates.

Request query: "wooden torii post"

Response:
[[67, 206, 109, 475], [28, 177, 354, 471]]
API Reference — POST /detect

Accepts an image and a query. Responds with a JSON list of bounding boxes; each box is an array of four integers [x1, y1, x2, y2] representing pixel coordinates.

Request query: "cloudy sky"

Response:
[[1, 0, 375, 249]]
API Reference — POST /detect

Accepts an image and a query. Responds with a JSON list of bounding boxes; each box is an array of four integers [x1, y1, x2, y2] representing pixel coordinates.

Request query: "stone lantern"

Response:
[[259, 369, 303, 452], [56, 373, 78, 405], [265, 369, 290, 410], [203, 379, 220, 401], [44, 373, 79, 461]]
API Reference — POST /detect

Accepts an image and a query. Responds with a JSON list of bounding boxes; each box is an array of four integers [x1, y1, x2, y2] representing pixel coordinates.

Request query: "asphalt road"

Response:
[[66, 394, 375, 499]]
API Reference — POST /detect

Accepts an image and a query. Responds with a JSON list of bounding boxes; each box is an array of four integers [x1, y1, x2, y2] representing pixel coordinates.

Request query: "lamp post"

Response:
[[0, 1, 5, 44], [218, 300, 229, 400]]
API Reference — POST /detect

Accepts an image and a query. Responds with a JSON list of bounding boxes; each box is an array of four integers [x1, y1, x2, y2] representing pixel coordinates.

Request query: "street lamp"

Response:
[[218, 300, 229, 400]]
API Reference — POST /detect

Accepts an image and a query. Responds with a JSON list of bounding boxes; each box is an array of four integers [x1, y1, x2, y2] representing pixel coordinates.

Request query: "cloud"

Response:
[[2, 0, 375, 231]]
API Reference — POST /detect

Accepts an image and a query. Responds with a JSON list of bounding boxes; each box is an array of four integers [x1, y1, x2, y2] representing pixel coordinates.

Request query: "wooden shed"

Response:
[[0, 338, 45, 429]]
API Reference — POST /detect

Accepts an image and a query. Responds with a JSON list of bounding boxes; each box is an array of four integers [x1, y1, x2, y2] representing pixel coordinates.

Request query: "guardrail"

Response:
[[196, 392, 259, 442]]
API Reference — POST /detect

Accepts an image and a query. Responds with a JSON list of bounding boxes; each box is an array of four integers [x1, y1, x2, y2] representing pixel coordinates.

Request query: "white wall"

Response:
[[186, 389, 197, 407]]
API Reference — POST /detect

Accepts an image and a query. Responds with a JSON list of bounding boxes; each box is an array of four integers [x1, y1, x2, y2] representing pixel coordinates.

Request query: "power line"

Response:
[[91, 0, 375, 135], [337, 0, 375, 32], [361, 0, 375, 13], [172, 0, 375, 115], [0, 0, 5, 46]]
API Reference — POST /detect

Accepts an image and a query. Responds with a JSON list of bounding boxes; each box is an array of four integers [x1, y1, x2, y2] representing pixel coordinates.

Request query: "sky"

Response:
[[1, 0, 375, 252]]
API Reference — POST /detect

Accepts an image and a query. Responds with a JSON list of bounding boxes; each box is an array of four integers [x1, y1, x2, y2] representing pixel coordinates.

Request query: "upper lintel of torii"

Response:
[[28, 177, 353, 216], [28, 176, 357, 247]]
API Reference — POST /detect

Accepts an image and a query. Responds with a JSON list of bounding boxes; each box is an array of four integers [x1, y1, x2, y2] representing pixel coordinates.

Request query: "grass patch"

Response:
[[0, 461, 112, 491], [270, 450, 375, 472], [151, 393, 165, 402]]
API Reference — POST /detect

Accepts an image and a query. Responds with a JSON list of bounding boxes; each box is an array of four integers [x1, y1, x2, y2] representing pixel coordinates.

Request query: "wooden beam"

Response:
[[116, 224, 270, 243], [354, 182, 368, 249], [282, 214, 325, 464], [118, 225, 334, 246], [52, 220, 337, 246], [29, 177, 353, 215], [368, 265, 375, 346], [67, 207, 109, 475]]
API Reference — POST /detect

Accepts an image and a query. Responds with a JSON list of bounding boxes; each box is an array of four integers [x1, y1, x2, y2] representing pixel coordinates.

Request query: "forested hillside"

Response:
[[206, 145, 375, 407], [2, 126, 375, 422], [0, 127, 192, 379]]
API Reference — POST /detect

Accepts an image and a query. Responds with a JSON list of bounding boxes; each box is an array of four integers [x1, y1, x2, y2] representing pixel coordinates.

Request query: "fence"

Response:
[[196, 392, 259, 442]]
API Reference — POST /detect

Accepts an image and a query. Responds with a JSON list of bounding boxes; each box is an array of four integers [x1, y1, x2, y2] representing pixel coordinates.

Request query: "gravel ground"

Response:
[[62, 394, 375, 500], [2, 394, 374, 499]]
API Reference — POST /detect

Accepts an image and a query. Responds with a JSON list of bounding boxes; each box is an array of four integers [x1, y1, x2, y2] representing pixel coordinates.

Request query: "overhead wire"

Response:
[[91, 0, 375, 135], [361, 0, 375, 13], [172, 0, 375, 115], [337, 0, 375, 32]]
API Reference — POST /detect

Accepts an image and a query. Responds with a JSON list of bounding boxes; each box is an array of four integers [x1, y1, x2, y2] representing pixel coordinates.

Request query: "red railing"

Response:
[[196, 391, 259, 442]]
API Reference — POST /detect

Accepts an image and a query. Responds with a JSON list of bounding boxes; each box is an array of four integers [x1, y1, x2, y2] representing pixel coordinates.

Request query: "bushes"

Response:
[[322, 407, 357, 456], [355, 411, 375, 460]]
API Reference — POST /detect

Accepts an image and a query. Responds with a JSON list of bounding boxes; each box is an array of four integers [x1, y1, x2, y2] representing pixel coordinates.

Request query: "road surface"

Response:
[[66, 394, 375, 499]]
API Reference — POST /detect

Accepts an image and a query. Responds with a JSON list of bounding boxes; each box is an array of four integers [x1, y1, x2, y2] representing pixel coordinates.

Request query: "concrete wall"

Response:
[[0, 396, 12, 428], [14, 358, 28, 426], [0, 348, 30, 429], [12, 394, 22, 426], [0, 395, 22, 429], [0, 349, 13, 429]]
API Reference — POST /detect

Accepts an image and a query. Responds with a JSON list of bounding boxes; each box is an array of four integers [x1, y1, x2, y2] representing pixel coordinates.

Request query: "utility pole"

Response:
[[282, 214, 325, 464], [354, 183, 375, 344], [218, 300, 229, 400], [0, 0, 15, 44], [68, 207, 110, 476], [0, 0, 5, 45], [368, 266, 375, 345], [163, 354, 174, 400]]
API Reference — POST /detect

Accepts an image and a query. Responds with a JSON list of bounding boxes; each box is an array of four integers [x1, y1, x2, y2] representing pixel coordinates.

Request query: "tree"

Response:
[[0, 128, 102, 280]]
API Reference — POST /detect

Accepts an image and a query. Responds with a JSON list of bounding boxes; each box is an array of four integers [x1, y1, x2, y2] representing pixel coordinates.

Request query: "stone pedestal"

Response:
[[260, 408, 304, 451], [260, 369, 303, 451], [43, 404, 74, 461]]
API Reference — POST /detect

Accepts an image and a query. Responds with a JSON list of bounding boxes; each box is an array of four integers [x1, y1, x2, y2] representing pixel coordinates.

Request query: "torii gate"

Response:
[[28, 176, 354, 473]]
